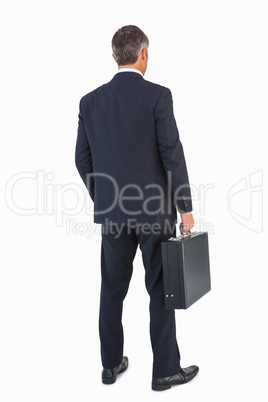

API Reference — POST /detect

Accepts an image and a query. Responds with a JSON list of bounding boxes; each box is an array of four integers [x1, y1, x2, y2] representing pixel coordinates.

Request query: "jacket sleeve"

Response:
[[154, 87, 192, 213], [75, 97, 94, 201]]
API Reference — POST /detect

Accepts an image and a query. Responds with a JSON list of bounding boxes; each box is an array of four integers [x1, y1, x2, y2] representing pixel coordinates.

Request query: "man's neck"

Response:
[[117, 66, 143, 77]]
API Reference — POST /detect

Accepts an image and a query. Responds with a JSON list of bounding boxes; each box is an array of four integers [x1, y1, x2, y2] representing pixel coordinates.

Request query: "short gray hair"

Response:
[[112, 25, 149, 66]]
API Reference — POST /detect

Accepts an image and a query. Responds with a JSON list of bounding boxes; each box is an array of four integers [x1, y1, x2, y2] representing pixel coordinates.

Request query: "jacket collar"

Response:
[[112, 71, 144, 80]]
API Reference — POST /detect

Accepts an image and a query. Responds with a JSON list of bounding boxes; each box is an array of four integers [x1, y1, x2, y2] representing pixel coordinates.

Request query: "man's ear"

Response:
[[112, 54, 118, 64], [141, 48, 147, 60]]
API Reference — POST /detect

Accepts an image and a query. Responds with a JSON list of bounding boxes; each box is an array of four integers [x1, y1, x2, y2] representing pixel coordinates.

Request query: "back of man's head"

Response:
[[112, 25, 149, 67]]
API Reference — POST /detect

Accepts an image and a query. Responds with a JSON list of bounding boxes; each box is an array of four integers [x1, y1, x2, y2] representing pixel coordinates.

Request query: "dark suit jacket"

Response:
[[75, 71, 192, 226]]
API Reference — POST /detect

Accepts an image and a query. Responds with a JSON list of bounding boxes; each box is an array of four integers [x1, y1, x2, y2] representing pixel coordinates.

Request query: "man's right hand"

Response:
[[180, 212, 195, 233]]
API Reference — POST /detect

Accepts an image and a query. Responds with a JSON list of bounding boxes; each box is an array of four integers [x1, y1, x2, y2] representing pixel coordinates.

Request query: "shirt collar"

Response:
[[116, 67, 143, 77]]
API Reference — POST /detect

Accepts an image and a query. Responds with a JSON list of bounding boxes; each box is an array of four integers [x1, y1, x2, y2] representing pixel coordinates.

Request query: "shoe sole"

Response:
[[102, 377, 117, 385], [152, 379, 186, 391], [152, 383, 172, 391]]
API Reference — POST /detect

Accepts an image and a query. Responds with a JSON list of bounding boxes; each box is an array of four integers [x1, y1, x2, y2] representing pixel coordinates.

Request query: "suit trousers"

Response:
[[99, 223, 181, 378]]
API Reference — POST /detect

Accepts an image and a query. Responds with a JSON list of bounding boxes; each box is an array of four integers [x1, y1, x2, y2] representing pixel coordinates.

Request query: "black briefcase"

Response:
[[161, 226, 211, 309]]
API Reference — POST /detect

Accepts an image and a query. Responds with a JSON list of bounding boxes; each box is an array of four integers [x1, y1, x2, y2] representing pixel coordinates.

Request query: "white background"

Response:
[[1, 0, 267, 401]]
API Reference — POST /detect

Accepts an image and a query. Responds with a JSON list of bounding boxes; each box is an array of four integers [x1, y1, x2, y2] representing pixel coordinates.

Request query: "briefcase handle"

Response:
[[179, 223, 192, 237], [179, 223, 191, 237], [168, 224, 192, 241]]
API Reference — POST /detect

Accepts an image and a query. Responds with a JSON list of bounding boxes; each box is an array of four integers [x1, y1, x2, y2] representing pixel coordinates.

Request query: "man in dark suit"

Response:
[[75, 25, 199, 391]]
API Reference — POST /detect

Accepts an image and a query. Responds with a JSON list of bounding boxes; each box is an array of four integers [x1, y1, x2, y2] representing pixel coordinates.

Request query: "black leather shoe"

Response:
[[152, 365, 199, 391], [102, 356, 129, 384]]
